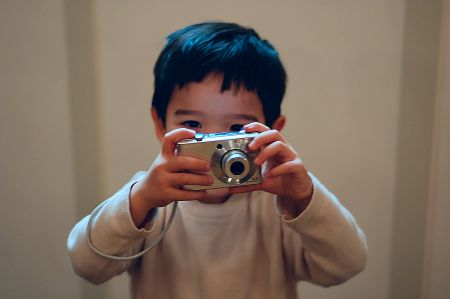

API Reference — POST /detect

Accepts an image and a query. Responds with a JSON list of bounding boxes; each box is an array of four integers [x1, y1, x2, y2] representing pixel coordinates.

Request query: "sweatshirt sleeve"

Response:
[[67, 172, 158, 284], [279, 174, 368, 286]]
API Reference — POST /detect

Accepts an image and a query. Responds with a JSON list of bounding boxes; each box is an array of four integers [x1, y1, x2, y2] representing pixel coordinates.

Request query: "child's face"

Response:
[[156, 74, 266, 136], [151, 74, 266, 203]]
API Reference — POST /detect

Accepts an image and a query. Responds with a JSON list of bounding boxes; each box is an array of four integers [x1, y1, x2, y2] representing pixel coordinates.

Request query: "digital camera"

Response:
[[176, 130, 261, 190]]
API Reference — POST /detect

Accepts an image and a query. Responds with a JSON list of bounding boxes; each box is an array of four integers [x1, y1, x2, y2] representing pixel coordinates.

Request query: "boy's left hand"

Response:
[[229, 122, 313, 219]]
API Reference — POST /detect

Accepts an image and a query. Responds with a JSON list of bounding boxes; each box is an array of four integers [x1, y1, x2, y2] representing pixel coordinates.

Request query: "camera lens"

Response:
[[221, 150, 250, 180], [230, 161, 245, 175]]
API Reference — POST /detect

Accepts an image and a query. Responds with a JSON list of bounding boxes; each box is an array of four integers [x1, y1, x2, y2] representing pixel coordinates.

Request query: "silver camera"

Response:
[[176, 130, 261, 190]]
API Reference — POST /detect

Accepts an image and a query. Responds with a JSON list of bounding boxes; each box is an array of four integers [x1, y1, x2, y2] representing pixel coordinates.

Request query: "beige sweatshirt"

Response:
[[67, 174, 367, 299]]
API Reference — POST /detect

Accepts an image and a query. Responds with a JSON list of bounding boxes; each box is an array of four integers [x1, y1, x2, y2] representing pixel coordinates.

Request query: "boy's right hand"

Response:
[[129, 128, 213, 227]]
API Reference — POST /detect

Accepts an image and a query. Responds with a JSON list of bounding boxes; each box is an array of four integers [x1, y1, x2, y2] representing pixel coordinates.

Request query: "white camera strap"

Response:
[[86, 199, 178, 261]]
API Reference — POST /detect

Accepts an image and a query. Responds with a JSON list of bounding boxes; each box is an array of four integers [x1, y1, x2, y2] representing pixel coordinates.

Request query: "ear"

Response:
[[271, 115, 286, 132], [151, 107, 166, 143]]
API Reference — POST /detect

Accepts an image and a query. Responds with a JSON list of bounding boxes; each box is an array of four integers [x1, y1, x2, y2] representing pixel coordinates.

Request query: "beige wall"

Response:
[[0, 1, 81, 298], [422, 1, 450, 298], [389, 1, 442, 298], [0, 0, 448, 298]]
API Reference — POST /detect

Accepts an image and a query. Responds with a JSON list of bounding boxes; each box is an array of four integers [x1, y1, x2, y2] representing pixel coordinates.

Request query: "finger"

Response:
[[248, 129, 286, 151], [171, 172, 214, 187], [167, 156, 211, 173], [162, 128, 196, 157], [229, 183, 262, 194], [264, 159, 302, 178], [254, 141, 296, 165], [244, 122, 270, 133]]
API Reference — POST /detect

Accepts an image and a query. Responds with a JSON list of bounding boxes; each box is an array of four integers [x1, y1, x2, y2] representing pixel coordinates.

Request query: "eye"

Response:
[[181, 120, 202, 129], [229, 124, 244, 132]]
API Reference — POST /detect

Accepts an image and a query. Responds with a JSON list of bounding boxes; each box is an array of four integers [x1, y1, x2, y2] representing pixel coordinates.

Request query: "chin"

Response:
[[201, 188, 231, 204]]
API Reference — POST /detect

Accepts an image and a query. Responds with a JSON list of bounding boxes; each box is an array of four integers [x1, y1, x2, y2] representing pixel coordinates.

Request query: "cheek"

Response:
[[205, 188, 230, 200], [163, 117, 179, 132]]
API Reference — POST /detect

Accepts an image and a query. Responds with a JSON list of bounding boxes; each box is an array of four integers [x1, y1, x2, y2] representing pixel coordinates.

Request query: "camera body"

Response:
[[176, 130, 261, 190]]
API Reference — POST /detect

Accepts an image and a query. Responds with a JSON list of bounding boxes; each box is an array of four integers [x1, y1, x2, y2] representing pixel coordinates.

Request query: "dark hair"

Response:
[[151, 22, 287, 128]]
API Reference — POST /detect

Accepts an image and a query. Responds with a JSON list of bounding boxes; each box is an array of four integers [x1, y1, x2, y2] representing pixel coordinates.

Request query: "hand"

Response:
[[230, 122, 313, 218], [130, 128, 213, 226]]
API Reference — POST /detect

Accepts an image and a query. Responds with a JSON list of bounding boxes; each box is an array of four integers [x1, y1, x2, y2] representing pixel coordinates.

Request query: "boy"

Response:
[[68, 22, 367, 299]]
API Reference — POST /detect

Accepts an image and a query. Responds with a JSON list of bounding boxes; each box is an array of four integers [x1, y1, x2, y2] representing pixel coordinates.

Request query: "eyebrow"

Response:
[[174, 109, 259, 122], [174, 109, 204, 116]]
